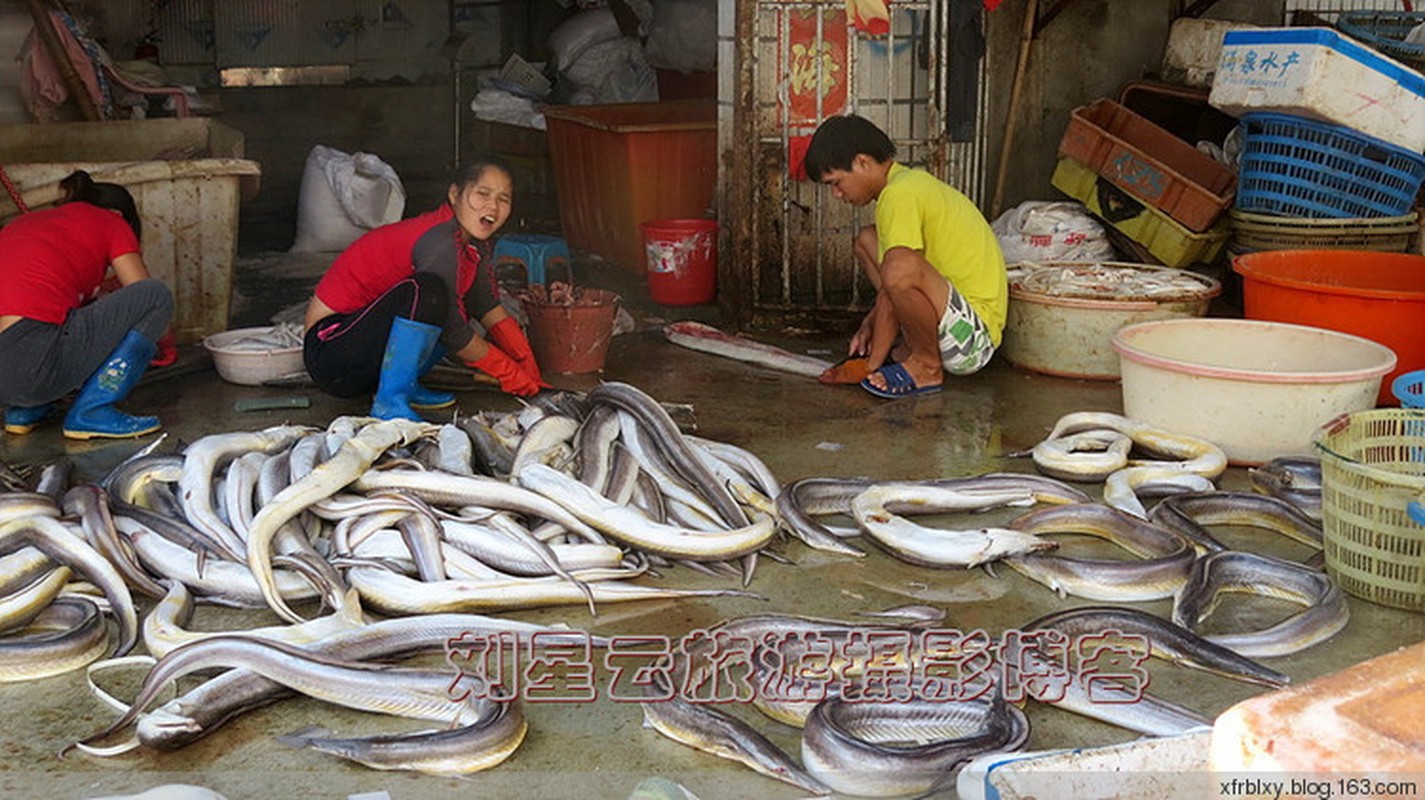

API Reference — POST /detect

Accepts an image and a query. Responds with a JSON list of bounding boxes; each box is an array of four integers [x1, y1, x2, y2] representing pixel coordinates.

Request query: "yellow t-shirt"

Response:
[[875, 162, 1008, 345]]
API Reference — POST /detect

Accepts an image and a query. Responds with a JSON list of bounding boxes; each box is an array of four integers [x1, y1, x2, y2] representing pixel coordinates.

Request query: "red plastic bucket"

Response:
[[522, 289, 620, 374], [1232, 250, 1425, 406], [641, 218, 717, 305]]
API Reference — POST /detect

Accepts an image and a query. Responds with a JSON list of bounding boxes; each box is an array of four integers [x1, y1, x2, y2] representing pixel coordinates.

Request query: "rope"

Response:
[[0, 164, 27, 214]]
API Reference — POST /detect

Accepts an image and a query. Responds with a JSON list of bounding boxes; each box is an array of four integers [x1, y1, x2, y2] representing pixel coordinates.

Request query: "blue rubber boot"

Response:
[[409, 342, 456, 410], [4, 402, 56, 435], [62, 330, 161, 440], [370, 317, 443, 421]]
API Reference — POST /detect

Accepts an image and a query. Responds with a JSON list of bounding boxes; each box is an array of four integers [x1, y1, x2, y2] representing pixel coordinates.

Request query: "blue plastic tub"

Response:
[[1396, 370, 1425, 409]]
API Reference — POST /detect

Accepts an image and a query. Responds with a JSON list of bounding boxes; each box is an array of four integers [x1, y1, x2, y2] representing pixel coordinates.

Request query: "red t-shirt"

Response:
[[0, 202, 141, 324], [314, 205, 458, 313]]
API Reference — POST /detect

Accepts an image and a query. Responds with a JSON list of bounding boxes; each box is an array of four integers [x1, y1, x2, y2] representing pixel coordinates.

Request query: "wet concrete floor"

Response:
[[1, 264, 1422, 800]]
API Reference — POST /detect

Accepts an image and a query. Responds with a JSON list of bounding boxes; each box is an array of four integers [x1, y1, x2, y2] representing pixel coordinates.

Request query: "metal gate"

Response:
[[726, 0, 991, 328]]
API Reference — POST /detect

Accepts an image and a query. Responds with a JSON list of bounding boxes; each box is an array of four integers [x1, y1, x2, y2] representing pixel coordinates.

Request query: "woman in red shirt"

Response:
[[0, 171, 174, 439], [302, 156, 542, 420]]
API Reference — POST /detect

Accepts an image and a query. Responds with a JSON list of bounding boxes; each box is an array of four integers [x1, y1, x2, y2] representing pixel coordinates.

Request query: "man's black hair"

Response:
[[802, 114, 896, 181]]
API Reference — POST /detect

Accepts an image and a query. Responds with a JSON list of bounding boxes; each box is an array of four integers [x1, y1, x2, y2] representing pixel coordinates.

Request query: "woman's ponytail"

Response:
[[59, 169, 142, 239]]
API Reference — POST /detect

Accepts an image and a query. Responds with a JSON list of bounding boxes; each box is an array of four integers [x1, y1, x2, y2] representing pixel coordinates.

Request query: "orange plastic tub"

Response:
[[1232, 250, 1425, 405], [543, 101, 716, 273]]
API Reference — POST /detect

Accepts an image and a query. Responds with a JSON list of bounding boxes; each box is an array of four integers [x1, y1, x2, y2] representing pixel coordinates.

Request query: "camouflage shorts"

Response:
[[936, 283, 995, 376]]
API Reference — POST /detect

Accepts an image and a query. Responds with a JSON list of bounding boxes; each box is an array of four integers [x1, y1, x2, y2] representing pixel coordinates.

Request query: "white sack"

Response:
[[991, 201, 1116, 265], [291, 145, 406, 254]]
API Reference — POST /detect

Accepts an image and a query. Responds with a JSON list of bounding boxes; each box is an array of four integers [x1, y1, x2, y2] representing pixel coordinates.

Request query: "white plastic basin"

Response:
[[1110, 318, 1397, 465], [203, 326, 306, 386]]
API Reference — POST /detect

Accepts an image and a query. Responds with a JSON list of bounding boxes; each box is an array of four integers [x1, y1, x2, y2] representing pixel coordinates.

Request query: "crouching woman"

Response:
[[0, 171, 174, 439], [302, 156, 544, 420]]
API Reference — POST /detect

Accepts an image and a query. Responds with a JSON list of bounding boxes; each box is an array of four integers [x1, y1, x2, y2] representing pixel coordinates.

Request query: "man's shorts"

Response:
[[937, 280, 995, 376]]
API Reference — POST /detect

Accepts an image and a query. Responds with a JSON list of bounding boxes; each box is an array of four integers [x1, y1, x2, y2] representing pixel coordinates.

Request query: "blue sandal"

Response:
[[860, 363, 942, 399]]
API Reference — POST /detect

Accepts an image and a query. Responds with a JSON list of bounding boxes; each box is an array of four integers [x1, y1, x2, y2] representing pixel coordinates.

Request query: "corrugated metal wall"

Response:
[[726, 0, 990, 327]]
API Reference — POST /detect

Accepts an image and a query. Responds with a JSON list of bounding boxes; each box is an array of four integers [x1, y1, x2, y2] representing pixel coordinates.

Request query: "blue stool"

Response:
[[493, 234, 571, 285]]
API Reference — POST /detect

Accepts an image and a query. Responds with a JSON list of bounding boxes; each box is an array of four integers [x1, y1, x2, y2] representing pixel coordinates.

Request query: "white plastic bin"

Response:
[[0, 118, 261, 344], [1209, 27, 1425, 152]]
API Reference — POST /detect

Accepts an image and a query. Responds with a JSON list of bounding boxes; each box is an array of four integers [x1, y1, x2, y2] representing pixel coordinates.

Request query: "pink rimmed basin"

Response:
[[1110, 318, 1397, 465]]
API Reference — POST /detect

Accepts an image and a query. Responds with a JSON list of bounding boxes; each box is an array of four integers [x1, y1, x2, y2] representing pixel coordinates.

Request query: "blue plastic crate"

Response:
[[1336, 12, 1425, 71], [1235, 112, 1425, 219]]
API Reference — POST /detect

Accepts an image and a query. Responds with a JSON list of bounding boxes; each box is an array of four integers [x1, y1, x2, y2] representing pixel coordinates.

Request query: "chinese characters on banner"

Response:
[[781, 7, 849, 180]]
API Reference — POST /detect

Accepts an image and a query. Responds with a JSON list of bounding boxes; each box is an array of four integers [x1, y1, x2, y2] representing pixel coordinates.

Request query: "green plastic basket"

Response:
[[1314, 408, 1425, 611]]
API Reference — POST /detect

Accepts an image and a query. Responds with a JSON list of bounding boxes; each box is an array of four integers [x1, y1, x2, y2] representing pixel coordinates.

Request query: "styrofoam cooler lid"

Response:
[[1219, 27, 1425, 97]]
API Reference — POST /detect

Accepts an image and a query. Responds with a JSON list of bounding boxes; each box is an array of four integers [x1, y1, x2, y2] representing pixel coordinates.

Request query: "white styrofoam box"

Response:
[[1162, 18, 1258, 88], [1210, 27, 1425, 153], [956, 732, 1213, 800]]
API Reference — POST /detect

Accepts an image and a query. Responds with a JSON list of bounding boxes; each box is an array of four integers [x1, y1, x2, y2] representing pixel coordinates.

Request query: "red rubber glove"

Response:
[[150, 332, 178, 368], [486, 316, 542, 385], [468, 346, 541, 396]]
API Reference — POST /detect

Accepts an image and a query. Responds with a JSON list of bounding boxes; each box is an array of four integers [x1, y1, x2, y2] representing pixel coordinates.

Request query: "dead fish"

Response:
[[801, 691, 1029, 798], [1022, 605, 1289, 688], [1005, 503, 1195, 602], [1172, 550, 1347, 658], [1148, 491, 1323, 556], [853, 603, 946, 625], [640, 669, 830, 795], [275, 694, 526, 775], [663, 320, 834, 379], [850, 484, 1050, 568]]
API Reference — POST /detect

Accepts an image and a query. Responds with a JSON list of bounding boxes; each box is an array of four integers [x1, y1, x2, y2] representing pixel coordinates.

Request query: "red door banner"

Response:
[[781, 7, 849, 179], [782, 7, 849, 128]]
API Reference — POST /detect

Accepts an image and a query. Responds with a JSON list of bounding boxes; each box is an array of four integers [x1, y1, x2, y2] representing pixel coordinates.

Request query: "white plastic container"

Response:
[[1110, 319, 1397, 466], [1208, 27, 1425, 152], [1209, 27, 1425, 153], [203, 327, 306, 386]]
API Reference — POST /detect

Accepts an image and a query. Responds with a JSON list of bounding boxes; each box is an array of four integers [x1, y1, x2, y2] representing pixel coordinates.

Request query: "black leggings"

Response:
[[303, 273, 449, 398]]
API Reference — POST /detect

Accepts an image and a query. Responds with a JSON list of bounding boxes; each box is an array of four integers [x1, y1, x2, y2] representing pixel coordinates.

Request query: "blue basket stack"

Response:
[[1210, 26, 1425, 241], [1236, 112, 1425, 219], [1336, 12, 1425, 72]]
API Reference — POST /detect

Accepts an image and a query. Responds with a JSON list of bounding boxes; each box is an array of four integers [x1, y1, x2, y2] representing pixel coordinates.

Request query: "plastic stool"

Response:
[[493, 234, 571, 285]]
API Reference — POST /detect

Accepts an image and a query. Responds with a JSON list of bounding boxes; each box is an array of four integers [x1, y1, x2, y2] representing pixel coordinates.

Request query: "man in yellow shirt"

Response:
[[804, 114, 1007, 398]]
